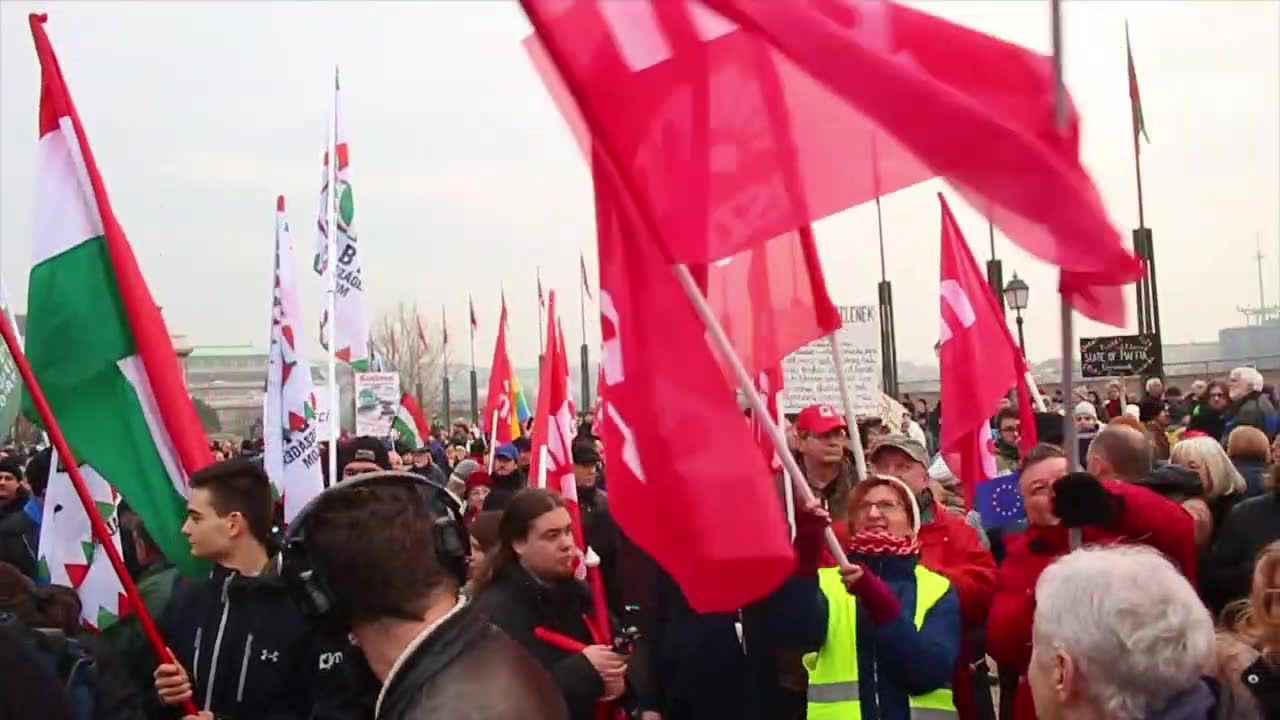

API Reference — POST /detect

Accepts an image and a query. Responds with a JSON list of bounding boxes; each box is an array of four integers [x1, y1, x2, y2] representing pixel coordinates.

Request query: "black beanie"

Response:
[[0, 457, 23, 483]]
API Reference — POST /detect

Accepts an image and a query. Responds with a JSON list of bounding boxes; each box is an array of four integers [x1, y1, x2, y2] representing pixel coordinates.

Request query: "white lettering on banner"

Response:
[[598, 290, 646, 482], [781, 305, 881, 415], [318, 651, 344, 672], [938, 280, 977, 346]]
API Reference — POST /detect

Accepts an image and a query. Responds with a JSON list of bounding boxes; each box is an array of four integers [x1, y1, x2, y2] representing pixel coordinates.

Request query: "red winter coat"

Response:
[[918, 507, 996, 720], [987, 480, 1198, 720]]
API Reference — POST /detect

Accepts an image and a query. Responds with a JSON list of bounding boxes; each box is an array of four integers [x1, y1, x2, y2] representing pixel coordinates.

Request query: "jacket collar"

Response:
[[499, 560, 592, 609], [849, 552, 919, 580], [1143, 679, 1217, 720], [374, 597, 469, 718]]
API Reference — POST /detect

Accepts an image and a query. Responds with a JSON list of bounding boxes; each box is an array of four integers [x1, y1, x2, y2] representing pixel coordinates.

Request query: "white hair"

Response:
[[1145, 376, 1163, 392], [1230, 366, 1264, 392], [1033, 546, 1214, 720]]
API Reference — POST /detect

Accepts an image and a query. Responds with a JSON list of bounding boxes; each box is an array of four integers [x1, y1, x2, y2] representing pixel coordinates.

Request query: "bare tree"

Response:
[[371, 302, 449, 423]]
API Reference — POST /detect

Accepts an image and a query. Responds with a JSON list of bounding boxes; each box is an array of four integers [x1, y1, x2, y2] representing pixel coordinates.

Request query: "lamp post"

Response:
[[1004, 272, 1030, 357]]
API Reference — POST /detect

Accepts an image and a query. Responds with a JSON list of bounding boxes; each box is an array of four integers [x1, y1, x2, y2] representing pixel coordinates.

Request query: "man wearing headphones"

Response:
[[281, 471, 568, 719]]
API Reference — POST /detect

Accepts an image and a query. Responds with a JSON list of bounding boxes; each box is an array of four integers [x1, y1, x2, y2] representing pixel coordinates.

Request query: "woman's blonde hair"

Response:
[[1226, 426, 1270, 464], [1224, 541, 1280, 666], [1171, 436, 1247, 500]]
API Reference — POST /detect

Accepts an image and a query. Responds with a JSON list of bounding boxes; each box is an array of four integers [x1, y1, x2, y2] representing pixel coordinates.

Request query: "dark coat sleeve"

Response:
[[1201, 501, 1263, 616], [760, 575, 828, 653], [868, 588, 962, 695]]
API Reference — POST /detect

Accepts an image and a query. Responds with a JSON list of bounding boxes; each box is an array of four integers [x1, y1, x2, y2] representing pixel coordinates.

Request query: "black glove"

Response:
[[1052, 472, 1124, 528]]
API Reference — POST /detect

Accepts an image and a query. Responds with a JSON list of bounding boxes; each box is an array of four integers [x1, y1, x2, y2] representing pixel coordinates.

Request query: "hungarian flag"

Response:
[[937, 194, 1036, 508], [393, 393, 430, 449], [482, 303, 522, 444], [592, 147, 793, 612], [521, 0, 1141, 326], [314, 66, 370, 369], [24, 14, 211, 577], [38, 449, 128, 630], [1126, 21, 1150, 148], [264, 196, 324, 521]]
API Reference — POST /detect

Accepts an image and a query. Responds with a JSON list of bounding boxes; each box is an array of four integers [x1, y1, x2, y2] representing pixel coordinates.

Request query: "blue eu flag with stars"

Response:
[[975, 471, 1025, 530]]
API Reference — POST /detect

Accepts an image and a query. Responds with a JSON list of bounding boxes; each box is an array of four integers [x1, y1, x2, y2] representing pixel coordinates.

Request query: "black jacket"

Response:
[[409, 463, 447, 487], [473, 563, 604, 720], [0, 496, 38, 580], [159, 560, 358, 720], [482, 470, 529, 512], [578, 486, 621, 615], [1227, 391, 1277, 440], [376, 602, 568, 720], [1201, 492, 1280, 617]]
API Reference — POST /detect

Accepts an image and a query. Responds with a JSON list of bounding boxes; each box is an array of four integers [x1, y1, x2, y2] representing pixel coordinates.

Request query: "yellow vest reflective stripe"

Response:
[[804, 564, 957, 719]]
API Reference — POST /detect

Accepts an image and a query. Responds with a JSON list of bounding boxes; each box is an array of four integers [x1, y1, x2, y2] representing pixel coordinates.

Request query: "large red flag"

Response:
[[937, 194, 1037, 505], [593, 147, 793, 612], [521, 0, 1140, 325], [482, 304, 519, 446]]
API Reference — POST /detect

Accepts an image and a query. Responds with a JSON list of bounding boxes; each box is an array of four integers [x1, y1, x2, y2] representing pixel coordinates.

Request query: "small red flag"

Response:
[[482, 303, 518, 446]]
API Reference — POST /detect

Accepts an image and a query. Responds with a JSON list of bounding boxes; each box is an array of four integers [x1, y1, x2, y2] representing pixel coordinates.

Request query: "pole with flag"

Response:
[[579, 252, 592, 411], [317, 70, 340, 484], [441, 305, 451, 427], [1127, 21, 1161, 352], [537, 266, 546, 370], [469, 295, 479, 425]]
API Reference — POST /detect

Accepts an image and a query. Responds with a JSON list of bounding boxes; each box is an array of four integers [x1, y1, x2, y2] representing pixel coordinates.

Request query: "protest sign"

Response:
[[782, 305, 881, 415], [354, 372, 400, 437]]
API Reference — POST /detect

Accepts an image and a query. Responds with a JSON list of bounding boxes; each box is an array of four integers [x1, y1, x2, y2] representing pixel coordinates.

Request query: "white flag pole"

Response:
[[828, 335, 868, 483], [674, 264, 850, 570], [487, 409, 500, 473], [537, 445, 550, 490], [326, 68, 339, 485]]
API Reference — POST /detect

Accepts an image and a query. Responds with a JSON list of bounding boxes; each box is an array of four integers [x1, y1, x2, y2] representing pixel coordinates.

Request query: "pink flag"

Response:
[[521, 0, 1140, 325], [481, 303, 519, 445], [937, 194, 1037, 505], [593, 148, 793, 612], [751, 364, 785, 472]]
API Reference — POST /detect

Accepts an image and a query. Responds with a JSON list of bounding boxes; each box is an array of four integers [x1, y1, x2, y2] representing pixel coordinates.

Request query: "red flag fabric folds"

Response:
[[937, 194, 1037, 505], [481, 303, 519, 446]]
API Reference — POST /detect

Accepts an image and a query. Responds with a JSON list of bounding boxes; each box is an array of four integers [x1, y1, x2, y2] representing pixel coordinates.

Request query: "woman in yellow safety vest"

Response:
[[777, 473, 963, 720]]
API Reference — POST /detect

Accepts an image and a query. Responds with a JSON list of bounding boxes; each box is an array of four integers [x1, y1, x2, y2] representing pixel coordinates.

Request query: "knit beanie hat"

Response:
[[1073, 401, 1098, 420]]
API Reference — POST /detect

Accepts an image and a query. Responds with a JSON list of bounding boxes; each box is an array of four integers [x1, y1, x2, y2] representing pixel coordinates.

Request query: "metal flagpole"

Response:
[[579, 262, 591, 412], [469, 298, 478, 425], [326, 68, 339, 486], [674, 264, 851, 570]]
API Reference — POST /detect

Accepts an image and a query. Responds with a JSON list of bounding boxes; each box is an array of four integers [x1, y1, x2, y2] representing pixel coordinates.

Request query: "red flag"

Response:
[[521, 0, 1140, 326], [399, 393, 430, 443], [579, 252, 593, 301], [482, 304, 518, 445], [751, 365, 785, 472], [593, 147, 792, 612], [937, 194, 1037, 506]]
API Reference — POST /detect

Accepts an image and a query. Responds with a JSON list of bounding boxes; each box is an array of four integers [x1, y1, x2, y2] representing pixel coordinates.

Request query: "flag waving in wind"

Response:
[[314, 66, 370, 369], [482, 303, 523, 444], [264, 196, 324, 521], [1126, 21, 1150, 148], [937, 194, 1036, 510], [393, 393, 430, 449], [23, 14, 211, 577], [522, 0, 1141, 326]]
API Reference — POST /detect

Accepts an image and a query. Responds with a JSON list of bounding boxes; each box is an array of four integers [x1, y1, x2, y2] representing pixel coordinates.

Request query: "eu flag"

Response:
[[975, 471, 1025, 530]]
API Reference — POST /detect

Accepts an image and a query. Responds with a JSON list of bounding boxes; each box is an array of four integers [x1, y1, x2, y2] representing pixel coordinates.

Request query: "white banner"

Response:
[[354, 371, 400, 437], [782, 305, 882, 415]]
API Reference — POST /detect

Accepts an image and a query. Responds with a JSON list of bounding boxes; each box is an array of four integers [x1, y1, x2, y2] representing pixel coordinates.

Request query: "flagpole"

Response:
[[326, 68, 339, 486], [674, 264, 851, 571], [828, 334, 868, 483], [441, 306, 451, 428], [579, 260, 591, 413], [1051, 0, 1079, 468], [537, 268, 546, 362], [0, 310, 200, 718], [469, 297, 478, 425]]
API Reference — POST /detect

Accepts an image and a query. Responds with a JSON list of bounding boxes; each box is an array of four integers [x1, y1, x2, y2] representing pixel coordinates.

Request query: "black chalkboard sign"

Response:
[[1079, 334, 1162, 378]]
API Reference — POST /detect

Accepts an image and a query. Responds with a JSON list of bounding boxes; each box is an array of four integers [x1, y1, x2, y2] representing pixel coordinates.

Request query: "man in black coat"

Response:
[[0, 451, 45, 580], [482, 444, 528, 511], [473, 488, 628, 720], [283, 471, 566, 720], [1226, 366, 1278, 440], [1201, 479, 1280, 616]]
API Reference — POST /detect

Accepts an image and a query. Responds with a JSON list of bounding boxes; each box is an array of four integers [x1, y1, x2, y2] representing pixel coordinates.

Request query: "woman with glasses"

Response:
[[1188, 380, 1231, 441], [778, 474, 962, 720]]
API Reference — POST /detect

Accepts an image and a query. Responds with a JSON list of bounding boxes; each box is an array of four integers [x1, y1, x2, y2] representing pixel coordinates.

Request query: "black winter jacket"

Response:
[[0, 497, 38, 580], [473, 563, 604, 720], [1201, 492, 1280, 617], [159, 560, 359, 720], [376, 602, 568, 720]]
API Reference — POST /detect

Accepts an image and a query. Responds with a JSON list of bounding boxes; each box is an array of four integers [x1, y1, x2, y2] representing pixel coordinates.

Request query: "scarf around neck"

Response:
[[848, 529, 919, 557]]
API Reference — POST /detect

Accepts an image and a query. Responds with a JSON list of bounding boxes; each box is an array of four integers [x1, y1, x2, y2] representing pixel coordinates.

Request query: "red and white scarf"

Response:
[[848, 529, 920, 557]]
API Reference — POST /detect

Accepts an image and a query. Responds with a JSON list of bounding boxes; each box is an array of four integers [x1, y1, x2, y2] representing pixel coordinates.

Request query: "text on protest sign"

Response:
[[782, 305, 881, 415]]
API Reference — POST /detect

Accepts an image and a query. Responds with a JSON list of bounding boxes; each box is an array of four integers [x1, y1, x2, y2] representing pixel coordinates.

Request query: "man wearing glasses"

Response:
[[994, 407, 1022, 475]]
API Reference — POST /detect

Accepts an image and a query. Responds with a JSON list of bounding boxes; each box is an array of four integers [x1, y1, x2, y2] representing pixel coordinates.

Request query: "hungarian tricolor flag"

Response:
[[264, 196, 324, 521], [24, 14, 211, 576], [393, 393, 430, 449]]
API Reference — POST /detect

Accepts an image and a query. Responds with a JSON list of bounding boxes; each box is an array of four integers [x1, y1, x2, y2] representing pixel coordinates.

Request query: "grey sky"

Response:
[[1, 0, 1277, 373]]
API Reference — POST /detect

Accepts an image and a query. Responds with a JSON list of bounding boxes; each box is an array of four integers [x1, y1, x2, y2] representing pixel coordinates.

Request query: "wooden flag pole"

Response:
[[828, 333, 868, 483], [0, 310, 199, 718]]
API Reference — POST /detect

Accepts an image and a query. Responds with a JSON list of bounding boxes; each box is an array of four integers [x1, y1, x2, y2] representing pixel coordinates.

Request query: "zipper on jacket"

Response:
[[192, 627, 203, 687], [202, 574, 235, 710], [236, 633, 254, 702]]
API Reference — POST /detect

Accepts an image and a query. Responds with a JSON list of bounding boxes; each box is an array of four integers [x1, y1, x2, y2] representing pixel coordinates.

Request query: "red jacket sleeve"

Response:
[[920, 512, 996, 627], [1104, 480, 1199, 584], [986, 533, 1057, 675]]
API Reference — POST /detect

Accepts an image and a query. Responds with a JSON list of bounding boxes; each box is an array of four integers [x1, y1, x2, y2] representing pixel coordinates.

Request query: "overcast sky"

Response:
[[1, 1, 1277, 371]]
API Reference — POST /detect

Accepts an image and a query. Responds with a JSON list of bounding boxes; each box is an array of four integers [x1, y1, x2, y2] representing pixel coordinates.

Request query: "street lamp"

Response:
[[1003, 272, 1030, 357]]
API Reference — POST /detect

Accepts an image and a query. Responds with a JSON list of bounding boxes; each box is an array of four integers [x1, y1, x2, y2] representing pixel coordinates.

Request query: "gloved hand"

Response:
[[792, 498, 830, 577], [1052, 472, 1124, 528]]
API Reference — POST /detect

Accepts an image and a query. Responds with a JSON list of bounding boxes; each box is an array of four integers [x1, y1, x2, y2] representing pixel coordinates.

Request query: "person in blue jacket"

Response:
[[772, 473, 962, 720]]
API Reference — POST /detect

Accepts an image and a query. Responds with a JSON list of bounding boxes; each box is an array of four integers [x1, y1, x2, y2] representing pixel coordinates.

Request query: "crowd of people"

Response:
[[0, 366, 1277, 720]]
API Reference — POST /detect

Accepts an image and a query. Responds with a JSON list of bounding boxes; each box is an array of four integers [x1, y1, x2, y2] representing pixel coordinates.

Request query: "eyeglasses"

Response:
[[855, 500, 905, 516], [1000, 425, 1021, 435]]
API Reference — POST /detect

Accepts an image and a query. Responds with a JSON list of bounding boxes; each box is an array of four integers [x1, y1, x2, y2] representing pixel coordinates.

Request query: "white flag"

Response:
[[266, 196, 325, 520], [37, 449, 126, 630], [314, 66, 370, 370]]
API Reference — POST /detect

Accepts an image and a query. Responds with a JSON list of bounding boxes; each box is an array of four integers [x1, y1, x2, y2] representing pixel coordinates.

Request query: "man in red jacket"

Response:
[[987, 441, 1198, 720], [870, 435, 997, 720]]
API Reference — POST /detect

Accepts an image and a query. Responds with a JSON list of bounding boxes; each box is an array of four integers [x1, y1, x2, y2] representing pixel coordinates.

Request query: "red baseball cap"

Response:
[[794, 404, 848, 435]]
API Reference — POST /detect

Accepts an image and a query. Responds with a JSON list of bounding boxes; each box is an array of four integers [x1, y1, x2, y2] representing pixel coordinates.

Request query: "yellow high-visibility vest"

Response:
[[803, 564, 956, 720]]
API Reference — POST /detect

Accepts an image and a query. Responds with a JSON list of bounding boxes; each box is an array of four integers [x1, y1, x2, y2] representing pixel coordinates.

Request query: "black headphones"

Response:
[[280, 471, 471, 622]]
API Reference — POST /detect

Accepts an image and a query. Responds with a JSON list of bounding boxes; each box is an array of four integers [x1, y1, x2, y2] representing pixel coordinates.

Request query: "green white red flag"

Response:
[[38, 449, 128, 630], [264, 196, 324, 521], [314, 66, 370, 369], [24, 14, 211, 577], [392, 393, 429, 448]]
